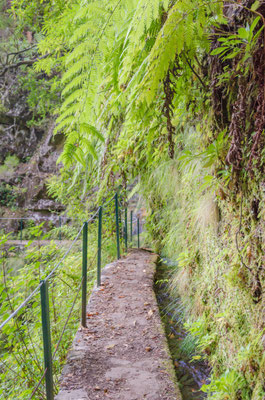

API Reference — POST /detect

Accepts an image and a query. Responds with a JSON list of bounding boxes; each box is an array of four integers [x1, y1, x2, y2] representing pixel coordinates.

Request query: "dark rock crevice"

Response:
[[0, 69, 65, 226]]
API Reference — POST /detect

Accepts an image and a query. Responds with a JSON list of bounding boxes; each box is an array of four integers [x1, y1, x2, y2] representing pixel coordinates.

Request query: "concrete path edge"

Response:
[[55, 249, 182, 400]]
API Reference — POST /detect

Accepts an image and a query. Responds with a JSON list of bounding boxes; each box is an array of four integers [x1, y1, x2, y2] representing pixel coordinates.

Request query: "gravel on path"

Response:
[[55, 249, 181, 400]]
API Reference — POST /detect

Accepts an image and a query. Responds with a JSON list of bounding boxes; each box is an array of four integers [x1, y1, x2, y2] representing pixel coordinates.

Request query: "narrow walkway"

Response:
[[56, 249, 181, 400]]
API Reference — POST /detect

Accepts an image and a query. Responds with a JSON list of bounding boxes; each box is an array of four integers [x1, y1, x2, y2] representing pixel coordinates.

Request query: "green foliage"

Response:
[[201, 370, 247, 399], [0, 220, 117, 397], [139, 113, 265, 399], [32, 0, 223, 176], [211, 17, 263, 73], [18, 69, 59, 126], [0, 234, 82, 398], [11, 0, 72, 32], [0, 155, 20, 180], [137, 1, 222, 104], [7, 1, 265, 398], [0, 0, 12, 29], [0, 183, 17, 208]]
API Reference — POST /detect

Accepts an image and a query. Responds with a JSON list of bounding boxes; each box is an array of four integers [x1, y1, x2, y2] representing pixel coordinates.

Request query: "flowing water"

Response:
[[155, 258, 210, 400]]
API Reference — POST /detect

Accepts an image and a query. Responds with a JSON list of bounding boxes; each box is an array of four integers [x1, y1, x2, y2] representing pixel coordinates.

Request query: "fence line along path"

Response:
[[0, 192, 144, 399], [55, 249, 181, 400], [3, 240, 73, 246]]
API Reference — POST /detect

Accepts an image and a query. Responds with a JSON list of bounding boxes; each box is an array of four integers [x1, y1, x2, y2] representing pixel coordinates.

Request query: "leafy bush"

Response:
[[0, 219, 117, 398], [0, 184, 17, 207], [0, 155, 20, 180]]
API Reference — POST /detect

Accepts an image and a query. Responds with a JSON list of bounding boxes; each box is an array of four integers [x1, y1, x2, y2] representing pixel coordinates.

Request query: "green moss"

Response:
[[141, 141, 265, 399]]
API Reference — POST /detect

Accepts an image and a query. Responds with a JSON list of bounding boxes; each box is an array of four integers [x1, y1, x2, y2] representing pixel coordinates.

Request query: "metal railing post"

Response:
[[81, 222, 88, 327], [137, 218, 140, 249], [97, 207, 102, 287], [115, 193, 120, 259], [125, 208, 128, 251], [119, 199, 122, 241], [130, 211, 133, 244], [20, 218, 23, 242], [40, 280, 54, 400], [59, 216, 62, 241]]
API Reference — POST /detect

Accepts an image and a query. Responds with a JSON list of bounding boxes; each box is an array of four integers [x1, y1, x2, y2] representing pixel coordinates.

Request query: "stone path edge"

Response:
[[55, 249, 182, 400]]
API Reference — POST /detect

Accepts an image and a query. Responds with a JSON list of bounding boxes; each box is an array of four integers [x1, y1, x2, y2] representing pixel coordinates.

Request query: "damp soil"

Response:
[[154, 258, 211, 400]]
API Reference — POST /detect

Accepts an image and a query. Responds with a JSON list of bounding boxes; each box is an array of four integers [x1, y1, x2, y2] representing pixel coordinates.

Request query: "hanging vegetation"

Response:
[[2, 0, 265, 397]]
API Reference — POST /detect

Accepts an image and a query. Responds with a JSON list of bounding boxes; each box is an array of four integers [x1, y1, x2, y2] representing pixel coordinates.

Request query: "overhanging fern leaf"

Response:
[[138, 1, 222, 104], [80, 123, 105, 142]]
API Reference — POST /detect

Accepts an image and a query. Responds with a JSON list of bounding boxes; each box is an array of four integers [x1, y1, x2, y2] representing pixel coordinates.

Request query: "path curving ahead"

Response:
[[56, 249, 181, 400]]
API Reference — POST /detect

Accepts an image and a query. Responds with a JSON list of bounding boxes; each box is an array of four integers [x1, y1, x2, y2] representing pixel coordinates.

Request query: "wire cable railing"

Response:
[[0, 192, 144, 399], [0, 214, 83, 242]]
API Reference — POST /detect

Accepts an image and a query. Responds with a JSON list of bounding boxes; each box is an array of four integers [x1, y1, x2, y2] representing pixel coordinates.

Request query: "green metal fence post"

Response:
[[59, 216, 62, 241], [137, 218, 140, 249], [115, 193, 120, 259], [119, 199, 122, 242], [40, 280, 54, 400], [81, 222, 88, 327], [97, 207, 102, 287], [125, 208, 128, 252], [130, 211, 133, 244], [20, 218, 23, 242]]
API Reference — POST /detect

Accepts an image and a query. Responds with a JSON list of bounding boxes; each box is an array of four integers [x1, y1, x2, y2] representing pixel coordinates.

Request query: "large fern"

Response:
[[136, 0, 224, 104], [34, 0, 224, 173], [119, 0, 170, 84], [35, 1, 126, 167]]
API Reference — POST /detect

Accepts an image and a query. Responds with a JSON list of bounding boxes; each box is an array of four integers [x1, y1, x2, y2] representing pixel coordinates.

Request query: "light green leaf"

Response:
[[238, 27, 249, 40], [80, 123, 105, 142], [251, 1, 260, 11]]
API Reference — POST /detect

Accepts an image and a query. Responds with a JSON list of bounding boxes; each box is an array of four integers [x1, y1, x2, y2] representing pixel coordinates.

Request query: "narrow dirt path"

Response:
[[56, 249, 181, 400]]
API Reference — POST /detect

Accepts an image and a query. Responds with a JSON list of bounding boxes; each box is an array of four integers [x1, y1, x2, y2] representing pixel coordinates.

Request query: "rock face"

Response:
[[13, 125, 65, 216], [0, 74, 44, 163], [0, 71, 65, 231]]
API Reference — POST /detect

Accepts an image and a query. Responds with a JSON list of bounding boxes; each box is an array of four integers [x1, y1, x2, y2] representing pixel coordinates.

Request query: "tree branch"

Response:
[[0, 55, 46, 77], [182, 54, 208, 90], [6, 45, 36, 59]]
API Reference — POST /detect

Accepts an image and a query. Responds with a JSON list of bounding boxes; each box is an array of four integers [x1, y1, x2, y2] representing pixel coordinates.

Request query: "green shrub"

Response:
[[0, 183, 17, 207]]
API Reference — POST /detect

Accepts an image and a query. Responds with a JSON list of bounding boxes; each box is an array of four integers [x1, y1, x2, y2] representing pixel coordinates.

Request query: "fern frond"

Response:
[[80, 123, 105, 142], [138, 1, 221, 104], [54, 116, 76, 133], [56, 103, 81, 123], [62, 89, 84, 108], [61, 74, 87, 97], [62, 58, 89, 84], [120, 0, 169, 84], [65, 42, 93, 66]]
